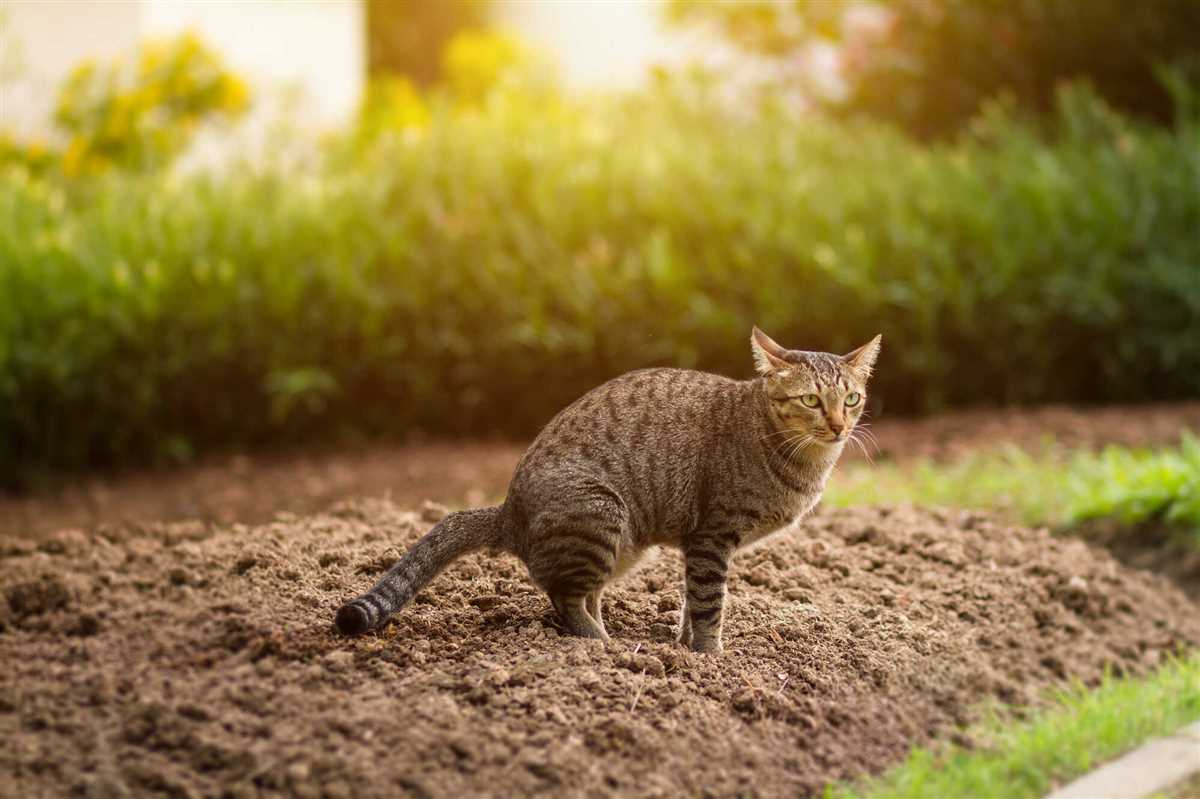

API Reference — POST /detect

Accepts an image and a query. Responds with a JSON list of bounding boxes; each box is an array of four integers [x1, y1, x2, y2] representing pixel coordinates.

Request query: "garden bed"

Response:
[[2, 500, 1196, 796]]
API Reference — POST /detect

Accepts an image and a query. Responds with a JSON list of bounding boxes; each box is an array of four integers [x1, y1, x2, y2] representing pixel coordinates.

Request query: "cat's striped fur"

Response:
[[336, 328, 880, 652]]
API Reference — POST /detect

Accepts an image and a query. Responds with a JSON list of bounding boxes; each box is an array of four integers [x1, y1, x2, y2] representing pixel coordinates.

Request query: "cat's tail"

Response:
[[335, 505, 506, 636]]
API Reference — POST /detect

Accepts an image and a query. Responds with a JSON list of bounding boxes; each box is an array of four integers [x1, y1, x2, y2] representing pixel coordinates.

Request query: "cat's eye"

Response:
[[799, 394, 821, 408], [845, 392, 862, 407]]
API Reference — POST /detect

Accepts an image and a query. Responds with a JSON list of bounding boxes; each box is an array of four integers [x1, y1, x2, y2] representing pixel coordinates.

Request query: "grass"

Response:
[[827, 654, 1200, 799], [827, 435, 1200, 546]]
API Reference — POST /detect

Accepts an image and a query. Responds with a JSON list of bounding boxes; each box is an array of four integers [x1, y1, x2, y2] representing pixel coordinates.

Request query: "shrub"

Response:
[[828, 437, 1200, 545], [54, 33, 248, 176], [1065, 436, 1200, 536], [667, 0, 1200, 138], [1, 79, 1198, 484]]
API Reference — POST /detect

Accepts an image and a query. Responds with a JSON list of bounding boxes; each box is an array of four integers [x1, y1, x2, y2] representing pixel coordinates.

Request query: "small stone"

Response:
[[469, 594, 505, 610], [420, 501, 450, 523], [287, 761, 311, 781]]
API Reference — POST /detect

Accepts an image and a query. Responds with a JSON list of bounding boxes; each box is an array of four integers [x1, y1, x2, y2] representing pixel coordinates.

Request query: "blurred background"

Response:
[[1, 0, 1199, 498]]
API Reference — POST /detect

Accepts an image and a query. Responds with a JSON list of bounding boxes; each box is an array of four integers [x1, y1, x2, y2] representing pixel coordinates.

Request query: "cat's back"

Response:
[[508, 367, 744, 507], [535, 366, 738, 450]]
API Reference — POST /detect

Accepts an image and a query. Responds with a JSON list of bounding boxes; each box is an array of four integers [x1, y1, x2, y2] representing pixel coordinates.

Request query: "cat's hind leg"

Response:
[[525, 497, 627, 642], [552, 593, 608, 640], [585, 589, 604, 630], [677, 588, 692, 648]]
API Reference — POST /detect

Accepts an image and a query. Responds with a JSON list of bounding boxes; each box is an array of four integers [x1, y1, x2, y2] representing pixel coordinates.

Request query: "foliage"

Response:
[[827, 437, 1200, 544], [355, 76, 430, 145], [52, 33, 248, 175], [2, 67, 1200, 482], [0, 133, 56, 175], [1065, 436, 1200, 536], [367, 0, 490, 85], [667, 0, 1200, 138], [352, 30, 552, 151], [827, 654, 1200, 799], [440, 28, 550, 107]]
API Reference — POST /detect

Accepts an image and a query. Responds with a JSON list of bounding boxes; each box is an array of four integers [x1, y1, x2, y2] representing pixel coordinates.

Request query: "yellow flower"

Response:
[[442, 29, 532, 106], [62, 137, 87, 177], [219, 76, 250, 114], [139, 41, 167, 78], [84, 153, 111, 176]]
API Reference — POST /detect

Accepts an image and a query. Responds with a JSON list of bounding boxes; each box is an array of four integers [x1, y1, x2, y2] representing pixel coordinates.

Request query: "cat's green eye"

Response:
[[799, 394, 821, 408], [845, 392, 862, 407]]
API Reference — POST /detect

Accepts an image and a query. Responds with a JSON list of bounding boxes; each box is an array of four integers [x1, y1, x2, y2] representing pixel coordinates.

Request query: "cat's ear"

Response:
[[751, 326, 792, 375], [842, 334, 882, 377]]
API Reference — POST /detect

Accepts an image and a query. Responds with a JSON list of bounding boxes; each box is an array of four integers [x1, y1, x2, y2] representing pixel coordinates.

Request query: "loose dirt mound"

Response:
[[2, 502, 1197, 797]]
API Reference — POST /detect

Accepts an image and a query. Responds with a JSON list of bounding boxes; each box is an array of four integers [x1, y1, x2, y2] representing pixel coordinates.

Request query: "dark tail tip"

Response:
[[335, 601, 372, 636]]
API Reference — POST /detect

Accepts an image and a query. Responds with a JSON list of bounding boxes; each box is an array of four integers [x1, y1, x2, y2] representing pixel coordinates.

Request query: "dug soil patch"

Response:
[[2, 502, 1197, 797]]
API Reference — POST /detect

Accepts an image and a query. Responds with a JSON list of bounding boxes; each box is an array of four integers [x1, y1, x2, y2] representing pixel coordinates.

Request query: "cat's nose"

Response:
[[828, 423, 845, 436]]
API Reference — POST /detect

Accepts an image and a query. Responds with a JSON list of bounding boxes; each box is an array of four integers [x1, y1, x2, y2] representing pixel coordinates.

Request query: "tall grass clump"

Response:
[[828, 436, 1200, 546], [2, 75, 1199, 484]]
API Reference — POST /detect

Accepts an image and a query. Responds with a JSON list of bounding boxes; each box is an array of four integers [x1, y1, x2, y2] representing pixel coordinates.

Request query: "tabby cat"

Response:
[[336, 327, 880, 652]]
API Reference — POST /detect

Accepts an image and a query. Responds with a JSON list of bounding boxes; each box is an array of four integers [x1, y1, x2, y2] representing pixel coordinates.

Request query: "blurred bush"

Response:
[[1067, 435, 1200, 538], [669, 0, 1200, 138], [1, 58, 1199, 485], [53, 33, 248, 175], [0, 132, 56, 175], [2, 34, 248, 178], [354, 28, 548, 148]]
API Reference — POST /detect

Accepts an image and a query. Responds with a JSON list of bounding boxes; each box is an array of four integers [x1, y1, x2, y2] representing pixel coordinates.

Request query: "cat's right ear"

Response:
[[751, 326, 792, 375]]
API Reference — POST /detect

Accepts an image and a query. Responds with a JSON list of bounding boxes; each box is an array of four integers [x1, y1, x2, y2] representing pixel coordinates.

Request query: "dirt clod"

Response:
[[1, 500, 1196, 797]]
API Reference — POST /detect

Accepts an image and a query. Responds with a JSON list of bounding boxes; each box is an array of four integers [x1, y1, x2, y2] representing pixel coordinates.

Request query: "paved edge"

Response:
[[1045, 721, 1200, 799]]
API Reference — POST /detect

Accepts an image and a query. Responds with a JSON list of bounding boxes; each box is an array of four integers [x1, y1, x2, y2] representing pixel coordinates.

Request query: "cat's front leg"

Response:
[[682, 532, 737, 653]]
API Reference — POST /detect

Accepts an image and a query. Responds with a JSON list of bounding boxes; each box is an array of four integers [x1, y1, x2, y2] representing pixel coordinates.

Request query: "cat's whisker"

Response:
[[856, 428, 882, 451], [760, 428, 800, 443], [849, 430, 876, 465], [783, 434, 816, 461], [774, 435, 798, 460], [772, 440, 798, 462], [776, 435, 801, 460]]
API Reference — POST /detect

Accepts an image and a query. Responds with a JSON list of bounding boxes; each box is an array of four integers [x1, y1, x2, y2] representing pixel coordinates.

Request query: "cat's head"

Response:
[[750, 326, 881, 446]]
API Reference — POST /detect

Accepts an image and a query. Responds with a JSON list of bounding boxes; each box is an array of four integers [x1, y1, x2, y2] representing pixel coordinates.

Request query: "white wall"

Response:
[[142, 0, 364, 127], [1, 1, 142, 139], [495, 0, 694, 90]]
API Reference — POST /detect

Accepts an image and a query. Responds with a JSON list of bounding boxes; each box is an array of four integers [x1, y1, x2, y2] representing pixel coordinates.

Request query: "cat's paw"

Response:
[[676, 620, 693, 648], [689, 636, 723, 654]]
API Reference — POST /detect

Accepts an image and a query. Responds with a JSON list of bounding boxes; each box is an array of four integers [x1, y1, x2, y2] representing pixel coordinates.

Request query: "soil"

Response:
[[3, 401, 1199, 542], [1075, 519, 1200, 601], [2, 500, 1197, 797]]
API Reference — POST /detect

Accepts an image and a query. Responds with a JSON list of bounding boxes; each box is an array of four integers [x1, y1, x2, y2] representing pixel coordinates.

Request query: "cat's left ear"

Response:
[[842, 334, 882, 377]]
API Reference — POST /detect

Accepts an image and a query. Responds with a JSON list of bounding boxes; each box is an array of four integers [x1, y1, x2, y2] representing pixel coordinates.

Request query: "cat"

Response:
[[336, 327, 880, 652]]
